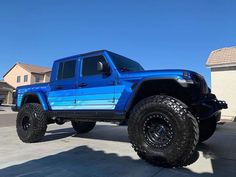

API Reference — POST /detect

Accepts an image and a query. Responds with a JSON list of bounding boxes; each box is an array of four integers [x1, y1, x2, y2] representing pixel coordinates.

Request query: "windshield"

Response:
[[109, 52, 144, 72]]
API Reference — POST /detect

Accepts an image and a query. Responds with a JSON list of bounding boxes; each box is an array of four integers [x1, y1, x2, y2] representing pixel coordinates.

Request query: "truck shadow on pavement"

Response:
[[0, 145, 162, 177], [44, 124, 130, 143], [43, 128, 75, 142], [0, 144, 235, 177], [1, 123, 235, 177]]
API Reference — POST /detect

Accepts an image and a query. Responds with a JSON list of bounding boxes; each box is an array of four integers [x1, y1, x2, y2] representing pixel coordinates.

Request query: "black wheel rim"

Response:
[[143, 113, 174, 148], [22, 116, 31, 131]]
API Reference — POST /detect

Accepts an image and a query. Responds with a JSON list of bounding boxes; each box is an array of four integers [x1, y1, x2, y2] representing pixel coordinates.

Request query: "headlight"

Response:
[[177, 78, 194, 84]]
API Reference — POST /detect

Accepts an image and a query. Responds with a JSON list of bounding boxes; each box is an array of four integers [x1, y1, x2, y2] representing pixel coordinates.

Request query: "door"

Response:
[[48, 58, 78, 110], [74, 54, 116, 110]]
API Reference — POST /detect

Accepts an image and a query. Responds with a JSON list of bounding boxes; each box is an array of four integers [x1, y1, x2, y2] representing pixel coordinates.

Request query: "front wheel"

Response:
[[16, 103, 47, 143], [71, 121, 96, 134], [128, 95, 199, 167]]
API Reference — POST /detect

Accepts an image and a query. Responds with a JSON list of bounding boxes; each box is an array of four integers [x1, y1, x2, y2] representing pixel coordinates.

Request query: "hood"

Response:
[[119, 69, 197, 81]]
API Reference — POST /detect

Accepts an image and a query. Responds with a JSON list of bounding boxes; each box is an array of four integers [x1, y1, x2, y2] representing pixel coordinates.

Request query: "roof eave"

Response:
[[206, 63, 236, 68], [3, 63, 17, 78], [31, 71, 51, 75]]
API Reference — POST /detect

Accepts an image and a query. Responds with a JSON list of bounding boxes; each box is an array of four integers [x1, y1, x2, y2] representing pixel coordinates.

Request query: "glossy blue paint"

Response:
[[16, 83, 50, 111], [16, 50, 197, 113], [48, 86, 122, 110]]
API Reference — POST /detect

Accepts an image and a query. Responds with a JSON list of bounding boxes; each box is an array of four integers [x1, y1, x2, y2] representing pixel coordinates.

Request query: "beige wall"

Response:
[[30, 73, 51, 84], [6, 91, 13, 104], [3, 65, 31, 88], [211, 66, 236, 120], [44, 72, 51, 82], [31, 73, 44, 84]]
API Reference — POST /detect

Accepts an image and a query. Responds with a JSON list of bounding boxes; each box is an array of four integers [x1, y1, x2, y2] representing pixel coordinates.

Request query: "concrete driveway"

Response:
[[0, 105, 17, 127], [0, 105, 15, 114], [0, 115, 236, 177]]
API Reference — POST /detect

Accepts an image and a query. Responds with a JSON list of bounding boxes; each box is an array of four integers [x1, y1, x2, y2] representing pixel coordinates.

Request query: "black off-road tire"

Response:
[[16, 103, 47, 143], [71, 121, 96, 134], [198, 116, 217, 143], [128, 95, 199, 167]]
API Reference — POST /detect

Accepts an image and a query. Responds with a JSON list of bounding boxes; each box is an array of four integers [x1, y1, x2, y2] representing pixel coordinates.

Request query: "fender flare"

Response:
[[20, 92, 49, 111], [124, 77, 187, 112]]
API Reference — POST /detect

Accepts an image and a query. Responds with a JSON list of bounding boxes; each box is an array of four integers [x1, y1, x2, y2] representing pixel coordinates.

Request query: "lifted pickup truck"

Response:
[[14, 50, 227, 167]]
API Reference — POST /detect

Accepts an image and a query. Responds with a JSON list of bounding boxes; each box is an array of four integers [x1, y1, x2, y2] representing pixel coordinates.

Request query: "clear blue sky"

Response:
[[0, 0, 236, 85]]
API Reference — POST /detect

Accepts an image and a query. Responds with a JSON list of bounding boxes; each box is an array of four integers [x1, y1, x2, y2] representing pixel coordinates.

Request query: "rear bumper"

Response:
[[192, 94, 227, 121]]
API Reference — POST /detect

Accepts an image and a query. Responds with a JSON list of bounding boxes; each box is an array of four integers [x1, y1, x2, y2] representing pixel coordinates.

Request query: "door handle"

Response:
[[55, 85, 64, 90], [78, 83, 87, 88]]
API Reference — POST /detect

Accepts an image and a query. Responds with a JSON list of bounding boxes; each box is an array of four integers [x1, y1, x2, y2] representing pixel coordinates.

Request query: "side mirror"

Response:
[[97, 61, 111, 76], [97, 61, 103, 72]]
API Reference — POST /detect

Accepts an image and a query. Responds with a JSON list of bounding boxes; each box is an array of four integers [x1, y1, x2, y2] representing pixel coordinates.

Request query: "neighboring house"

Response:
[[0, 81, 14, 104], [3, 62, 51, 89], [206, 46, 236, 121]]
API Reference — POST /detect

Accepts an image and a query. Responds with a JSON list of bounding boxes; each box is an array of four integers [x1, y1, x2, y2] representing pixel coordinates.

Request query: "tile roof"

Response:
[[18, 63, 51, 74], [206, 46, 236, 67]]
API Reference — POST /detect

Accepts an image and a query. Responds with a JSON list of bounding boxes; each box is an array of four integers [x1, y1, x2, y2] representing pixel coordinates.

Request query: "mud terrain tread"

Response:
[[16, 103, 47, 143], [128, 95, 199, 167]]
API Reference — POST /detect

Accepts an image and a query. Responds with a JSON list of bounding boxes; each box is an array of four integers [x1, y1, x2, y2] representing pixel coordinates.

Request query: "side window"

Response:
[[82, 55, 106, 76], [57, 60, 76, 80], [24, 75, 28, 82], [17, 76, 21, 83], [35, 74, 41, 83]]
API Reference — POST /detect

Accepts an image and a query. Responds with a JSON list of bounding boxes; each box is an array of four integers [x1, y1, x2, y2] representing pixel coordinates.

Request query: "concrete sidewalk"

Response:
[[0, 105, 16, 114], [0, 122, 236, 177]]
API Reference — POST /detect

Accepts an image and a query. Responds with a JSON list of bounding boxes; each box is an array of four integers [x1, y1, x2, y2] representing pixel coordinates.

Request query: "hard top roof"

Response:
[[54, 50, 110, 63]]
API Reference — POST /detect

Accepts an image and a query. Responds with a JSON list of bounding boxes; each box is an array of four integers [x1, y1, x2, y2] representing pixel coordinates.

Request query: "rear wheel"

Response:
[[16, 103, 47, 143], [71, 121, 96, 134], [128, 95, 199, 167]]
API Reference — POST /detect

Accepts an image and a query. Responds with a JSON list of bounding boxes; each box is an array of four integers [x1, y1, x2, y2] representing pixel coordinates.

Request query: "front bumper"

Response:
[[192, 94, 227, 121]]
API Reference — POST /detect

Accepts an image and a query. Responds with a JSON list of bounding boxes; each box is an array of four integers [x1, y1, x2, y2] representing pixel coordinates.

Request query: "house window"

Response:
[[16, 76, 21, 83], [35, 75, 41, 83], [24, 75, 28, 82]]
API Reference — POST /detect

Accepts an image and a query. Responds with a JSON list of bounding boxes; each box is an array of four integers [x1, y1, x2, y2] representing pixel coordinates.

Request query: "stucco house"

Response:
[[206, 46, 236, 121], [3, 62, 51, 89]]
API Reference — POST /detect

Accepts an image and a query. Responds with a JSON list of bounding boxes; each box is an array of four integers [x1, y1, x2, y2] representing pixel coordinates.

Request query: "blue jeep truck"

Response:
[[14, 50, 227, 167]]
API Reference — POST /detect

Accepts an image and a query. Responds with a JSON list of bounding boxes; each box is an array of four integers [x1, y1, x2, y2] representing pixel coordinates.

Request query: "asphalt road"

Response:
[[0, 113, 17, 127]]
